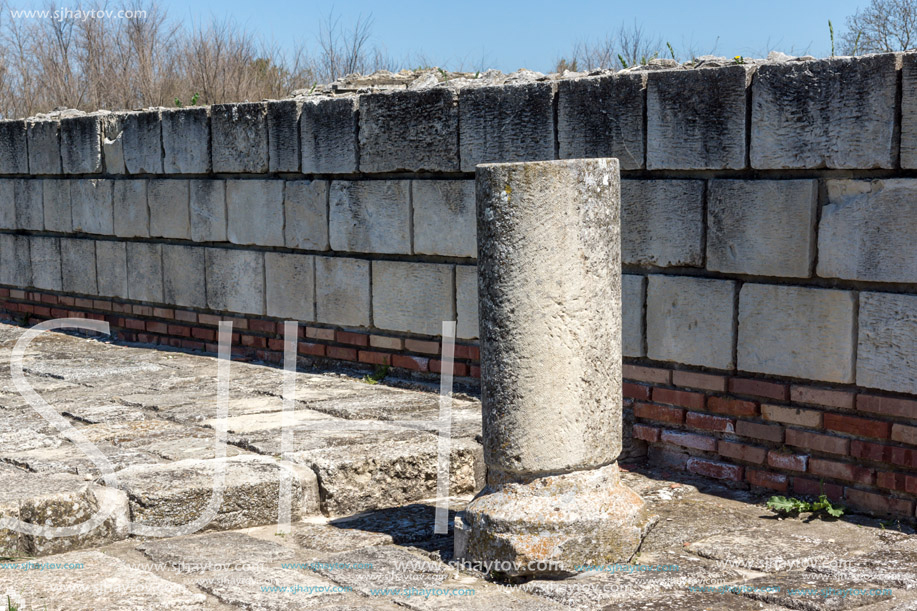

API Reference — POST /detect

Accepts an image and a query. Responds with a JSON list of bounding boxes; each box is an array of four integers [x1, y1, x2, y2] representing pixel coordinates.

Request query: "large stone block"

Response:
[[148, 179, 190, 239], [359, 89, 459, 172], [0, 120, 29, 174], [122, 110, 163, 174], [646, 66, 750, 170], [13, 179, 43, 231], [455, 264, 478, 340], [753, 55, 898, 169], [819, 179, 917, 283], [329, 180, 410, 254], [646, 275, 736, 369], [212, 102, 268, 173], [284, 180, 328, 250], [162, 107, 211, 174], [557, 72, 646, 170], [100, 114, 126, 173], [267, 99, 301, 172], [459, 82, 554, 172], [738, 284, 855, 383], [622, 274, 645, 357], [60, 238, 95, 294], [30, 236, 61, 291], [372, 261, 454, 336], [113, 179, 148, 237], [205, 248, 264, 314], [301, 97, 358, 173], [71, 178, 113, 234], [621, 180, 703, 267], [0, 234, 30, 287], [95, 240, 128, 298], [412, 180, 475, 257], [126, 242, 163, 302], [26, 120, 62, 175], [903, 54, 917, 168], [314, 256, 370, 327], [189, 179, 226, 242], [60, 115, 102, 174], [0, 180, 13, 229], [858, 292, 917, 394], [43, 179, 71, 233], [265, 252, 314, 320], [707, 179, 817, 277], [162, 244, 205, 308], [226, 179, 283, 246]]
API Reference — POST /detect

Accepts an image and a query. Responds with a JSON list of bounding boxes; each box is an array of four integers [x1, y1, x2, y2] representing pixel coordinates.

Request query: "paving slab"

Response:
[[138, 531, 295, 572], [1, 550, 207, 610], [738, 571, 893, 610]]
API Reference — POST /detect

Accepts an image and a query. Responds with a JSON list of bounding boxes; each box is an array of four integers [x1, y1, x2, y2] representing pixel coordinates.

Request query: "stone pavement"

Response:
[[1, 323, 917, 610]]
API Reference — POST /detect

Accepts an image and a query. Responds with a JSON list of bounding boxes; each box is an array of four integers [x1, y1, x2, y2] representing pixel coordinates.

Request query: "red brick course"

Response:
[[652, 388, 705, 410], [686, 412, 735, 432], [824, 413, 890, 439], [687, 457, 743, 481], [746, 469, 788, 492], [634, 403, 685, 425], [708, 396, 758, 418]]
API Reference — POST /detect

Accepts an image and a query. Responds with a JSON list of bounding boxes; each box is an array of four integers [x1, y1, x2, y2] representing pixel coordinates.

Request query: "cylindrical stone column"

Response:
[[456, 159, 651, 578]]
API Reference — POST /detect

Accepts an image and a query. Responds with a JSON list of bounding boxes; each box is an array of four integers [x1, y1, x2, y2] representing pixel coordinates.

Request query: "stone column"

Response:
[[455, 159, 651, 578]]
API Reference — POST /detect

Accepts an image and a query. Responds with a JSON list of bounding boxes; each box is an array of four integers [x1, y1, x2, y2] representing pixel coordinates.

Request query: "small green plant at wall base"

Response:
[[362, 364, 389, 385], [767, 495, 845, 518], [666, 42, 676, 60]]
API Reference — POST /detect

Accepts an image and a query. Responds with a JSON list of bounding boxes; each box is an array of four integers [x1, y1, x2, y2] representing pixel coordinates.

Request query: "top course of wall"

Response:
[[1, 52, 915, 177]]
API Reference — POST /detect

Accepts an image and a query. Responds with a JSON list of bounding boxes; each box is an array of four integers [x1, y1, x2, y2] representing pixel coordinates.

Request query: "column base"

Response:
[[454, 462, 655, 578]]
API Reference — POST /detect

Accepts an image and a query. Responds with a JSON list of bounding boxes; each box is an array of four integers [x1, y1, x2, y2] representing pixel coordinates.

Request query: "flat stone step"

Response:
[[0, 463, 129, 558], [109, 454, 320, 533]]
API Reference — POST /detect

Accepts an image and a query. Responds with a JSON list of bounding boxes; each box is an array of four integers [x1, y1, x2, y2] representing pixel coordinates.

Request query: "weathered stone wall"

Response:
[[3, 52, 917, 518]]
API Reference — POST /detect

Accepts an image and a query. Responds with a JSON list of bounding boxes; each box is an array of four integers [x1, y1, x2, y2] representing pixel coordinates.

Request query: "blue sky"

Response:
[[22, 0, 869, 72]]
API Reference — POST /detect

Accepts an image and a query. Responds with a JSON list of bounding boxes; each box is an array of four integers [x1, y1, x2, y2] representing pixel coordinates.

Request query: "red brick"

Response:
[[241, 335, 266, 348], [91, 299, 111, 310], [857, 394, 917, 419], [137, 333, 159, 344], [809, 458, 874, 485], [145, 321, 168, 334], [430, 360, 470, 377], [305, 326, 336, 341], [226, 317, 248, 330], [359, 351, 391, 366], [191, 327, 216, 341], [167, 325, 191, 338], [761, 404, 822, 428], [652, 388, 705, 410], [370, 335, 403, 351], [746, 469, 788, 492], [268, 338, 285, 351], [453, 344, 479, 361], [174, 310, 197, 323], [50, 308, 70, 318], [633, 424, 660, 443], [74, 298, 93, 309], [850, 441, 917, 469], [790, 386, 854, 410], [198, 314, 221, 326], [258, 350, 282, 364], [647, 445, 689, 470], [0, 288, 9, 297], [660, 430, 716, 452], [891, 424, 917, 446], [298, 342, 325, 357], [824, 413, 890, 439], [470, 365, 481, 378], [707, 396, 758, 417], [686, 411, 734, 432], [326, 346, 358, 361], [9, 289, 25, 299], [165, 337, 183, 348], [876, 471, 910, 493], [57, 296, 75, 306], [248, 319, 275, 333], [151, 307, 172, 319], [623, 383, 651, 401], [622, 364, 671, 385], [181, 339, 205, 351], [32, 306, 52, 318], [633, 402, 684, 425], [718, 440, 767, 464], [672, 370, 727, 392], [405, 338, 440, 354], [785, 429, 849, 456], [844, 487, 914, 517], [687, 457, 743, 481], [39, 294, 58, 305], [392, 355, 430, 372], [336, 330, 369, 347], [791, 477, 844, 501], [110, 302, 132, 314], [729, 378, 788, 401], [767, 451, 808, 472], [736, 420, 784, 443]]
